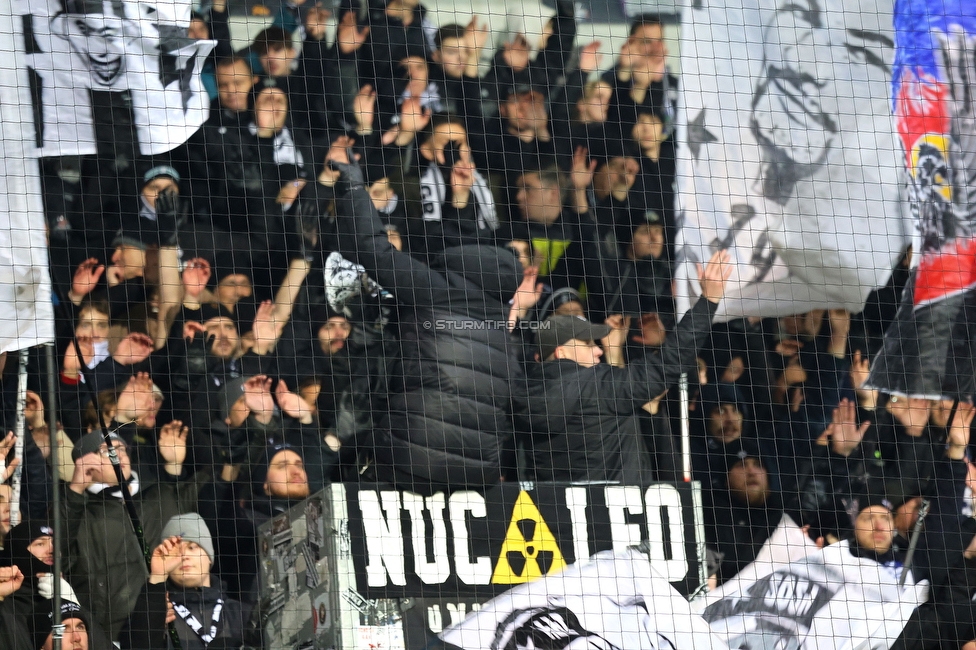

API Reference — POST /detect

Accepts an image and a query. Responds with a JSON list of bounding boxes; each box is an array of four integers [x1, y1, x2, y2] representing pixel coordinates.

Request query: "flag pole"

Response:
[[10, 349, 28, 527], [679, 372, 691, 482], [45, 343, 63, 650]]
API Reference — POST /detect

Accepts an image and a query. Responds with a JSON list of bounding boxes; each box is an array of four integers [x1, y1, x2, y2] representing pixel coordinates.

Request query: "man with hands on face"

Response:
[[63, 416, 200, 638], [120, 514, 245, 650]]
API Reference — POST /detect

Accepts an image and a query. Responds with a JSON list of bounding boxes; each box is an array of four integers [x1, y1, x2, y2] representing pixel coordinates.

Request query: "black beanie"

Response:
[[30, 601, 91, 650], [72, 431, 121, 462], [251, 439, 300, 497], [4, 518, 54, 585], [843, 480, 894, 529]]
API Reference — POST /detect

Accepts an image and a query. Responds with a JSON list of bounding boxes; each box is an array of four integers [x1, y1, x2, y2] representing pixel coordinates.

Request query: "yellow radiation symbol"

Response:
[[491, 491, 566, 584], [910, 133, 952, 203]]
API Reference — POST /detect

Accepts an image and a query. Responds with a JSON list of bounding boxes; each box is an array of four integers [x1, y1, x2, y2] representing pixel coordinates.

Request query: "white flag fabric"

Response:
[[440, 548, 728, 650], [18, 0, 213, 157], [0, 0, 55, 353], [699, 540, 927, 650], [674, 0, 912, 321], [703, 513, 819, 604]]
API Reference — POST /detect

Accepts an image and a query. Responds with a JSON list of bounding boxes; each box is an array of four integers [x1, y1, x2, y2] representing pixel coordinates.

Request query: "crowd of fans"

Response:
[[0, 0, 975, 648]]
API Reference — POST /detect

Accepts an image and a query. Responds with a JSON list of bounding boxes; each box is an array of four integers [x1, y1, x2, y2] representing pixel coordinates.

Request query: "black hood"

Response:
[[439, 245, 523, 305]]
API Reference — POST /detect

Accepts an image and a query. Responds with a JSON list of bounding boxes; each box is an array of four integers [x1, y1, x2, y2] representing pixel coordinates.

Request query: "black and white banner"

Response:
[[440, 548, 727, 650], [0, 0, 54, 353], [16, 0, 213, 157], [674, 0, 912, 321], [340, 482, 707, 600], [699, 540, 927, 650]]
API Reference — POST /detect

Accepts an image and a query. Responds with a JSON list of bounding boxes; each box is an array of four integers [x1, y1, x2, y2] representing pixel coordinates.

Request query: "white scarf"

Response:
[[87, 471, 140, 499], [248, 123, 305, 168], [419, 161, 497, 231]]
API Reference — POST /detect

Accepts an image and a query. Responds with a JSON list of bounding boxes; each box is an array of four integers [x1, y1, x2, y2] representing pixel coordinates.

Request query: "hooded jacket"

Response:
[[336, 185, 525, 487]]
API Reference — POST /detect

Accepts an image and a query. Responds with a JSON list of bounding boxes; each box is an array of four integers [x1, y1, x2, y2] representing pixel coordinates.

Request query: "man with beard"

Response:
[[198, 440, 311, 604], [706, 452, 785, 586]]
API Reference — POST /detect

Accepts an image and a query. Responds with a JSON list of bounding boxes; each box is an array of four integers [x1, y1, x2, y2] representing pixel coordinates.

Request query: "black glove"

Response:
[[329, 147, 365, 194], [154, 188, 188, 247], [291, 198, 320, 263], [556, 0, 576, 19]]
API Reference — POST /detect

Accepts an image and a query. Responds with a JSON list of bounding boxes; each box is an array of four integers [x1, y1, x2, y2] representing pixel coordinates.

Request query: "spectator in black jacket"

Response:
[[121, 514, 245, 650], [892, 404, 976, 650], [515, 250, 730, 484], [330, 150, 532, 488], [706, 452, 785, 586]]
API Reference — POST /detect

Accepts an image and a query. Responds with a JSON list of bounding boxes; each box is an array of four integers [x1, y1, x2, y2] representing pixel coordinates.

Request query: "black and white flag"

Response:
[[440, 548, 726, 650], [699, 540, 927, 650], [18, 0, 213, 157], [0, 0, 55, 353], [674, 0, 912, 321]]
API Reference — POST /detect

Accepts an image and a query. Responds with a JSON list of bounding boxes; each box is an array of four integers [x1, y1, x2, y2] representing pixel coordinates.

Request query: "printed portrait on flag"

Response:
[[701, 541, 925, 650], [439, 548, 726, 650], [674, 0, 912, 321], [19, 0, 213, 157], [866, 0, 976, 400]]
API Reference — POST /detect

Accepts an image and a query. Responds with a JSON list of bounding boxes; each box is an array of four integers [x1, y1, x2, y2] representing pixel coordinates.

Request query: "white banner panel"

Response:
[[0, 0, 54, 353], [674, 0, 912, 321]]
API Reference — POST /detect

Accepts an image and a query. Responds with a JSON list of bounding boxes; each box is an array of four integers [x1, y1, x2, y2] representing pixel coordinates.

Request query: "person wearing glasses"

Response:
[[63, 420, 200, 639]]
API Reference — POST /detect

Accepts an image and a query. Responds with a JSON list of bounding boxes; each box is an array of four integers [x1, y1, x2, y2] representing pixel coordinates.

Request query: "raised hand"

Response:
[[243, 375, 275, 422], [509, 266, 543, 327], [825, 398, 870, 457], [578, 40, 604, 74], [276, 179, 307, 207], [948, 401, 975, 460], [337, 11, 370, 54], [465, 16, 489, 61], [569, 146, 597, 190], [0, 432, 20, 482], [353, 84, 377, 133], [698, 250, 733, 304], [158, 420, 188, 468], [69, 451, 102, 494], [251, 300, 283, 354], [382, 97, 432, 146], [115, 372, 157, 422], [182, 258, 211, 299], [62, 336, 94, 379], [24, 390, 46, 430], [183, 321, 206, 342], [69, 258, 105, 304], [503, 33, 530, 71], [305, 4, 331, 41], [275, 379, 315, 424], [449, 159, 476, 207], [601, 314, 632, 350], [326, 135, 365, 189], [0, 566, 24, 598], [150, 535, 184, 584], [112, 332, 154, 366]]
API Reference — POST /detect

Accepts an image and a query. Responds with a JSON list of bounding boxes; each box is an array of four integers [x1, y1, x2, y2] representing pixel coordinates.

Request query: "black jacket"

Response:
[[120, 579, 246, 650], [336, 185, 524, 487], [515, 297, 717, 483], [62, 469, 199, 638]]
